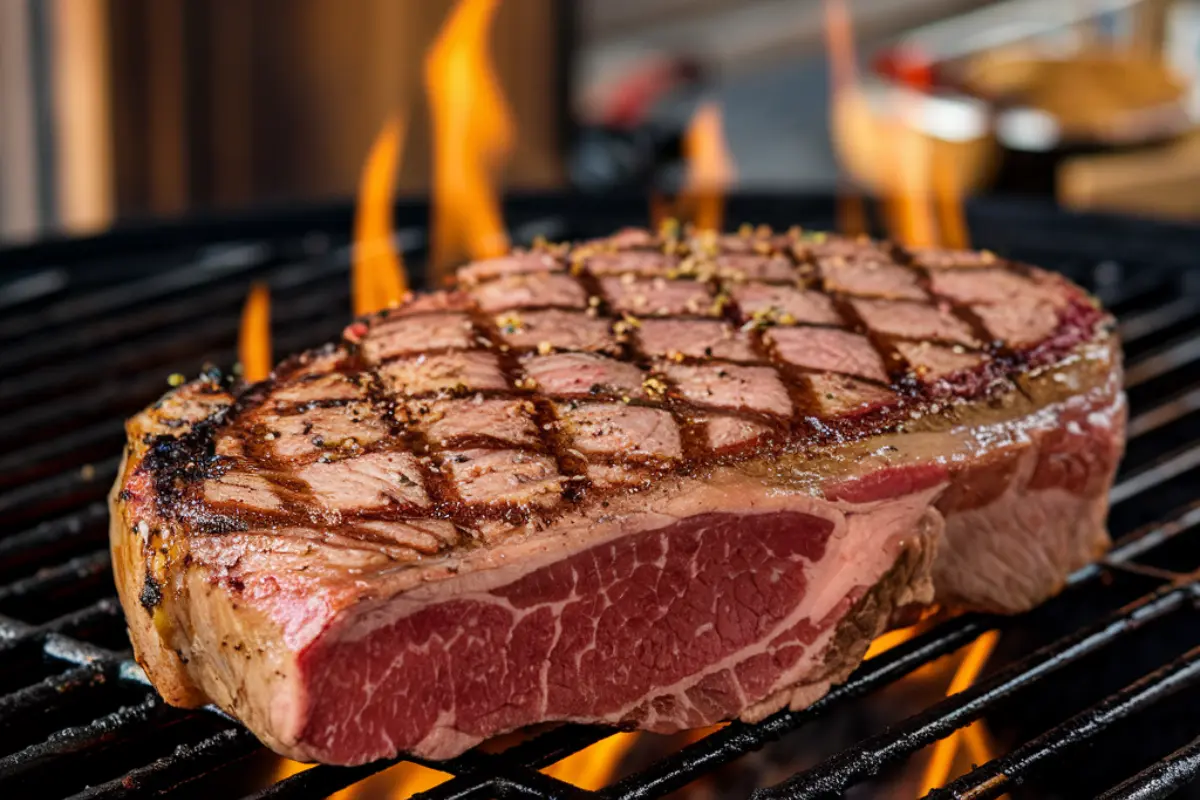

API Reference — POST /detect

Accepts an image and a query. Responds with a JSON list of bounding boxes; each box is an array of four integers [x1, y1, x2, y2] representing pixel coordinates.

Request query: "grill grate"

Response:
[[1, 194, 1199, 799]]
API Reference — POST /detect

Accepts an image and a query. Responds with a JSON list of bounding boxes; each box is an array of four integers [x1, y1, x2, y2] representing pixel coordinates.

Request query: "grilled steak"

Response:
[[110, 226, 1125, 765]]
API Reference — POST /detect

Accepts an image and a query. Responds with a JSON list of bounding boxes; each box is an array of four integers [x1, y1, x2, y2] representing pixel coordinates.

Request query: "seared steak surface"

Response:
[[111, 227, 1124, 765]]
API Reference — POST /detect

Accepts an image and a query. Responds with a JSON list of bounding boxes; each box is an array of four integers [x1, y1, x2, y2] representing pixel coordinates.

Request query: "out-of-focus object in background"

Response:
[[964, 48, 1188, 146], [569, 55, 706, 193], [1060, 131, 1200, 219], [830, 75, 996, 200], [1059, 0, 1200, 219], [966, 44, 1192, 198], [845, 0, 1200, 219]]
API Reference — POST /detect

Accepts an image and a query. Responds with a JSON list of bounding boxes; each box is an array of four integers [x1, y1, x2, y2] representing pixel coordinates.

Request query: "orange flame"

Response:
[[823, 0, 867, 237], [825, 0, 955, 247], [238, 282, 272, 383], [919, 630, 1001, 794], [863, 624, 920, 660], [933, 148, 969, 250], [334, 762, 450, 800], [889, 104, 938, 248], [270, 758, 449, 800], [425, 0, 514, 281], [544, 731, 640, 791], [681, 101, 735, 231], [352, 113, 410, 316]]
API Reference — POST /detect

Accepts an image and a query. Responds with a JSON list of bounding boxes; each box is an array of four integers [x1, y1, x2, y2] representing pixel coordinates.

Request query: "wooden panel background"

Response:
[[106, 0, 564, 220]]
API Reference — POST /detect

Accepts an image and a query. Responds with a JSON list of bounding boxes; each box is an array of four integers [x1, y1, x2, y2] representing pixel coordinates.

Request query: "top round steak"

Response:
[[110, 226, 1125, 765]]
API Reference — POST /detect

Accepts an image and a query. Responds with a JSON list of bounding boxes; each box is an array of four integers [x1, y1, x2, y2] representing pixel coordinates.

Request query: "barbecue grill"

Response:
[[2, 192, 1199, 799]]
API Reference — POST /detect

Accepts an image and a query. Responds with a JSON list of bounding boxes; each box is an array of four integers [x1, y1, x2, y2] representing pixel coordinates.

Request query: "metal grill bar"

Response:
[[0, 252, 349, 376], [928, 644, 1200, 799], [1096, 734, 1200, 800], [0, 243, 271, 341], [0, 279, 351, 410], [68, 727, 261, 800], [754, 586, 1193, 799], [0, 664, 107, 724], [0, 696, 166, 783], [0, 551, 111, 605], [0, 320, 346, 452], [1110, 445, 1200, 505], [0, 504, 107, 571]]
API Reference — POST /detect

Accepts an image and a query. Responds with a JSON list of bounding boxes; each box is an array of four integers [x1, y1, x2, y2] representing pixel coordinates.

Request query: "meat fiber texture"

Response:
[[110, 226, 1125, 765]]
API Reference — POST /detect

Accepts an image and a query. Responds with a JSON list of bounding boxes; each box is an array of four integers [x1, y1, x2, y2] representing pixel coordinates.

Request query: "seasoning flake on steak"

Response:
[[110, 225, 1125, 765]]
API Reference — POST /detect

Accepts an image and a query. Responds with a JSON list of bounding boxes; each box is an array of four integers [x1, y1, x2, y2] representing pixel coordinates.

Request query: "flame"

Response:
[[683, 723, 727, 744], [863, 624, 920, 660], [918, 630, 1001, 794], [823, 0, 867, 237], [332, 762, 450, 800], [680, 102, 735, 231], [825, 0, 954, 247], [238, 282, 272, 383], [269, 758, 449, 800], [425, 0, 514, 281], [933, 148, 969, 250], [271, 758, 311, 784], [353, 113, 410, 316], [544, 731, 641, 791]]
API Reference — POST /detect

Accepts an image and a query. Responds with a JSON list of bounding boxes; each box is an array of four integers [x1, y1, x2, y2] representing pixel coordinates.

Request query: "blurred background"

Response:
[[2, 0, 1199, 245]]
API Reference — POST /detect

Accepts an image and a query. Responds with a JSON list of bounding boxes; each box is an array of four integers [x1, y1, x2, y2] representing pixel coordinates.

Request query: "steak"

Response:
[[110, 226, 1125, 765]]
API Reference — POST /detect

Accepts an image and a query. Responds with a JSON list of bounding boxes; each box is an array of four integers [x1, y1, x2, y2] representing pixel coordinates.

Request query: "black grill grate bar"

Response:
[[1095, 733, 1200, 800], [499, 726, 620, 770], [0, 663, 109, 726], [751, 584, 1193, 799], [0, 502, 107, 561], [1124, 335, 1200, 389], [41, 595, 125, 631], [1093, 502, 1200, 576], [1119, 292, 1200, 344], [1109, 444, 1200, 506], [478, 769, 600, 800], [0, 242, 276, 343], [0, 695, 167, 784], [258, 744, 507, 800], [0, 550, 111, 604], [0, 250, 351, 377], [1126, 385, 1200, 440], [406, 727, 619, 800], [925, 643, 1200, 800], [0, 282, 352, 412], [0, 422, 123, 486], [0, 319, 346, 447], [0, 457, 118, 525], [65, 726, 261, 800], [245, 759, 414, 800], [42, 623, 134, 668], [0, 602, 128, 666]]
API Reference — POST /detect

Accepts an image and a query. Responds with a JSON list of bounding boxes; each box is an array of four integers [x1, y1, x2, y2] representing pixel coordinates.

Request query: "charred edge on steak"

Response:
[[139, 568, 163, 611]]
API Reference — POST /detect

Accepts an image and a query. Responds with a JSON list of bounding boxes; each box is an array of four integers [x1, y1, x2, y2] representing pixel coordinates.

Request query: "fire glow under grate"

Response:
[[0, 194, 1198, 799]]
